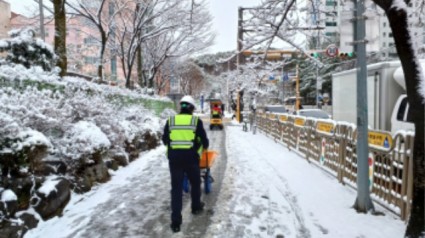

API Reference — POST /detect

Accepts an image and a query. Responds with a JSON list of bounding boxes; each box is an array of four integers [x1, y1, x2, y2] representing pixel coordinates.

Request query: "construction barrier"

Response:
[[256, 112, 414, 221]]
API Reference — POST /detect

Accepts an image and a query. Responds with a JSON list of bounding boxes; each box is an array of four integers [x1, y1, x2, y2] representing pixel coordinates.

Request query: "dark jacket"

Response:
[[162, 113, 209, 165]]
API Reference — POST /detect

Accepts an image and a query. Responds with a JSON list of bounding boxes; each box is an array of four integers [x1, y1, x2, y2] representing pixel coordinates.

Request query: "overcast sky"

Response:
[[8, 0, 261, 53]]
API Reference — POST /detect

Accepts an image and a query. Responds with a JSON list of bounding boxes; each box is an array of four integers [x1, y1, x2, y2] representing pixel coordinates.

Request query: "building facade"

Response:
[[307, 0, 425, 59], [0, 0, 11, 39], [0, 1, 154, 90]]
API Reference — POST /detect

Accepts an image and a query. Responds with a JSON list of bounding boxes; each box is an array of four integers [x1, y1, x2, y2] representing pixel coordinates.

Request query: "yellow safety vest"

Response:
[[169, 115, 203, 155]]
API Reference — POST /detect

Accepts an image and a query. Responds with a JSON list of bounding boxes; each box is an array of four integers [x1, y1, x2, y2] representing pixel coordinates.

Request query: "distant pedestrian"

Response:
[[162, 95, 209, 233]]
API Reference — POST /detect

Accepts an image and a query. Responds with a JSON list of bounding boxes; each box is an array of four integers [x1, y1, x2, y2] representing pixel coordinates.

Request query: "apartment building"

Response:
[[0, 1, 137, 86], [9, 13, 123, 83], [0, 0, 11, 39], [307, 0, 425, 59]]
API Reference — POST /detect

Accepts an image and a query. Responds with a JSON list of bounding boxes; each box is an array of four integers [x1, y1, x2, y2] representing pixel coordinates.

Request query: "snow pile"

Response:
[[1, 189, 17, 202], [61, 121, 111, 160], [37, 176, 61, 196]]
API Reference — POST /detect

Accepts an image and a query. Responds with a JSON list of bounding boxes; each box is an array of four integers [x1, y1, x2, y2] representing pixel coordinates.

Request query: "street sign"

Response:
[[326, 44, 339, 57], [282, 73, 289, 81], [368, 130, 393, 151], [200, 95, 204, 112], [316, 121, 335, 135], [279, 115, 288, 122], [294, 117, 305, 127]]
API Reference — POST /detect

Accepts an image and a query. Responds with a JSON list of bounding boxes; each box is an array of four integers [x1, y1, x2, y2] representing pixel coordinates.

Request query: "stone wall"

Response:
[[0, 130, 161, 238]]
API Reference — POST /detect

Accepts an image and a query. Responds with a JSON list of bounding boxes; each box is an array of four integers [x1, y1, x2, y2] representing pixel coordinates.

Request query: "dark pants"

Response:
[[169, 161, 202, 225]]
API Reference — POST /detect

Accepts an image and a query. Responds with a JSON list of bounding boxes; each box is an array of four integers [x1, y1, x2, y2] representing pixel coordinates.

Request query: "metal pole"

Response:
[[315, 0, 320, 108], [315, 70, 319, 108], [354, 0, 374, 212], [236, 92, 240, 122], [237, 7, 244, 68], [38, 0, 45, 41], [296, 64, 300, 111]]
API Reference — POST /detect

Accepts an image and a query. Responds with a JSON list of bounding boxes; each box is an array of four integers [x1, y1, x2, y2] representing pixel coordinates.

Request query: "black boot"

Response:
[[192, 202, 205, 215], [170, 223, 181, 233]]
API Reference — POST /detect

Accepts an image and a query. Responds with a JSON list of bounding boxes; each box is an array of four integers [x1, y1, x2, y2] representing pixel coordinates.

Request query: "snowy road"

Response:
[[25, 121, 405, 238]]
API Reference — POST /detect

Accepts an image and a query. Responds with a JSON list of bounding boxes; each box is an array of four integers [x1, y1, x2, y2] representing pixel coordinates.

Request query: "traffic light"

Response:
[[339, 52, 355, 59], [310, 52, 321, 58]]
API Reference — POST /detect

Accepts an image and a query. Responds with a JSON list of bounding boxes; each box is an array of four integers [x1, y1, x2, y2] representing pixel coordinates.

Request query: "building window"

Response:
[[383, 32, 386, 37], [383, 42, 386, 47], [325, 32, 337, 37], [383, 22, 386, 27], [325, 22, 337, 26], [389, 53, 398, 58], [109, 2, 115, 16], [326, 1, 336, 6], [389, 32, 393, 37], [84, 56, 98, 65], [84, 36, 98, 45]]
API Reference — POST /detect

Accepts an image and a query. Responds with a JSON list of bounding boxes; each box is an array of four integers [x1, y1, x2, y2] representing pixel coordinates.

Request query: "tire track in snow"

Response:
[[182, 122, 228, 237]]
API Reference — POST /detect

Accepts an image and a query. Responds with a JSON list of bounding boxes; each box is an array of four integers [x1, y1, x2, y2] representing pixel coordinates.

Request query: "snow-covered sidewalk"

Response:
[[208, 125, 405, 237], [25, 125, 406, 238]]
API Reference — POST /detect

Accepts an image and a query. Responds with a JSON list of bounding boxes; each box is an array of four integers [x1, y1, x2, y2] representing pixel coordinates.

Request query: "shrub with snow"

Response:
[[60, 121, 111, 160], [0, 66, 172, 173], [0, 28, 57, 72]]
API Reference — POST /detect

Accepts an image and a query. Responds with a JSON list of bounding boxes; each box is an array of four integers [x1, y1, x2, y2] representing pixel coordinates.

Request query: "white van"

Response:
[[391, 94, 415, 134]]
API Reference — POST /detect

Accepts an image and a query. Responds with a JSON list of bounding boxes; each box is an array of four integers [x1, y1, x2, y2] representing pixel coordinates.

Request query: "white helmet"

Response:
[[180, 95, 196, 109]]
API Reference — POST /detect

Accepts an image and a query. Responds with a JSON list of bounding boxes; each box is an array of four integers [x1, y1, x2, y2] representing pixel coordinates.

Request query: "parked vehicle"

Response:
[[284, 96, 303, 112], [331, 60, 422, 134], [208, 99, 224, 130], [263, 105, 288, 113], [294, 109, 331, 119]]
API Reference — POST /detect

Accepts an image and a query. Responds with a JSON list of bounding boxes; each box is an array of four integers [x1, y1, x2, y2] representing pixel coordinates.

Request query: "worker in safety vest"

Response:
[[211, 104, 222, 118], [162, 95, 209, 233]]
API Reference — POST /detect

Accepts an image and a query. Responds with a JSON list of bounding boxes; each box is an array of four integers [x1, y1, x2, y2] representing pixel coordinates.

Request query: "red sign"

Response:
[[326, 44, 338, 57]]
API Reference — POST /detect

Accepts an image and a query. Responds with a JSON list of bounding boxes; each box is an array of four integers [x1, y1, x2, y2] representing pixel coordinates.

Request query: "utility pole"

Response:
[[313, 0, 321, 108], [237, 7, 245, 68], [353, 0, 374, 213], [295, 64, 300, 110]]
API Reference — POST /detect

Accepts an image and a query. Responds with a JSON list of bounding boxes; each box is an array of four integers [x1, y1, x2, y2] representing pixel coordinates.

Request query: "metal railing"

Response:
[[256, 112, 414, 221]]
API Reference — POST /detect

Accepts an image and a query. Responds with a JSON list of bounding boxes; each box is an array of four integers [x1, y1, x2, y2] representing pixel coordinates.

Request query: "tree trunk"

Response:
[[53, 0, 67, 77], [381, 2, 425, 237], [97, 31, 107, 82], [137, 46, 144, 87]]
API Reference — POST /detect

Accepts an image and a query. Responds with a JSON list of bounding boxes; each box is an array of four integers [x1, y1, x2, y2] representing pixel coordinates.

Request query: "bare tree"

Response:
[[65, 0, 126, 81], [113, 0, 214, 89], [113, 0, 180, 88], [368, 1, 425, 236], [52, 0, 67, 77], [177, 59, 206, 96]]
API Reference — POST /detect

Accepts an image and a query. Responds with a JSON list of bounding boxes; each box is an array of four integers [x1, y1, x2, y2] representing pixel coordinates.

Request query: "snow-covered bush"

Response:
[[0, 28, 57, 71], [0, 65, 173, 172], [60, 121, 110, 161], [0, 110, 52, 176]]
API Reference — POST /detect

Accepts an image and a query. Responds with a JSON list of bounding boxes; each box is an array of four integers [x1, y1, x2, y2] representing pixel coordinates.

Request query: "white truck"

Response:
[[331, 61, 418, 134]]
